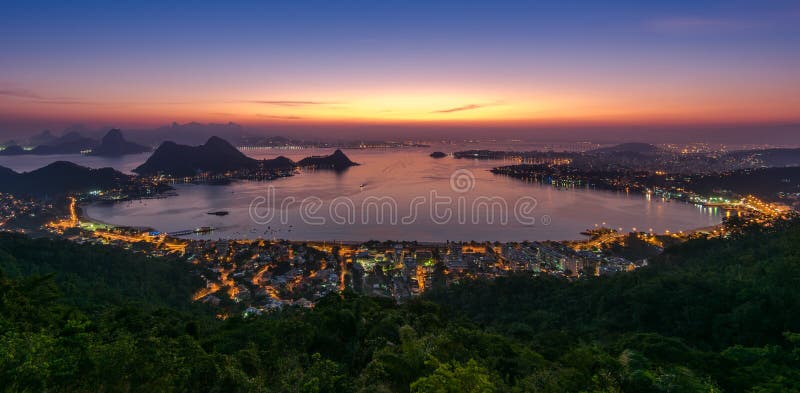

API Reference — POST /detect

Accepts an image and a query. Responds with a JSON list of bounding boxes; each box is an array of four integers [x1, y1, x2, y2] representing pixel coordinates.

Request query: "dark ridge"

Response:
[[89, 129, 150, 157], [0, 131, 99, 155], [297, 149, 358, 171], [589, 142, 662, 154], [0, 164, 16, 179], [0, 161, 131, 196], [263, 155, 297, 170], [0, 145, 27, 155], [133, 136, 263, 177], [430, 151, 447, 158], [726, 148, 800, 167], [28, 129, 56, 145]]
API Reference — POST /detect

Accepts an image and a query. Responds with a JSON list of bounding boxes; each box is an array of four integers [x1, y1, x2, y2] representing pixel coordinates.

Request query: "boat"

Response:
[[359, 183, 366, 188], [207, 211, 230, 216], [194, 226, 214, 233]]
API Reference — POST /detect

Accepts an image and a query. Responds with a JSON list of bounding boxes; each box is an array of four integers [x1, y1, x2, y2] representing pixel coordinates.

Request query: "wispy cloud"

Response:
[[432, 103, 489, 114], [258, 114, 305, 120], [246, 100, 334, 107], [0, 88, 42, 99], [0, 86, 92, 105], [35, 99, 92, 105]]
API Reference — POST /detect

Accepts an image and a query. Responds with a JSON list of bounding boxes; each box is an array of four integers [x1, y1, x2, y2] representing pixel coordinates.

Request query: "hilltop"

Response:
[[133, 136, 296, 177], [89, 129, 150, 157], [297, 149, 358, 170], [589, 142, 662, 154], [0, 131, 98, 155], [0, 161, 131, 196]]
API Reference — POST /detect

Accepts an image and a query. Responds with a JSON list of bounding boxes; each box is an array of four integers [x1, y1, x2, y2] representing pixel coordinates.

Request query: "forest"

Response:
[[2, 220, 800, 392]]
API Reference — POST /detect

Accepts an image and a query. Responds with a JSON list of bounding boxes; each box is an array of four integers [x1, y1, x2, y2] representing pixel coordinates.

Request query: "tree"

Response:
[[411, 358, 497, 393]]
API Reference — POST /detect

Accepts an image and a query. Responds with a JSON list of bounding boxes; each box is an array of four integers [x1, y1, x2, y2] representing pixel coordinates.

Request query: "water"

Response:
[[88, 148, 721, 242], [1, 147, 722, 242]]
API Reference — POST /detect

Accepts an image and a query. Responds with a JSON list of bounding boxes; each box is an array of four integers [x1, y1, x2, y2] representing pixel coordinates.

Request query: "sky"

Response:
[[0, 0, 799, 140]]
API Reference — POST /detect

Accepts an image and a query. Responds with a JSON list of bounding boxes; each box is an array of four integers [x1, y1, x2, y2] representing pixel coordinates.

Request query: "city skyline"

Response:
[[1, 0, 799, 137]]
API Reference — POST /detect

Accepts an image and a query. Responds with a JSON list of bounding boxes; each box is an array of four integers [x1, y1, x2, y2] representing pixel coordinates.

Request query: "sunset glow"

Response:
[[1, 1, 799, 132]]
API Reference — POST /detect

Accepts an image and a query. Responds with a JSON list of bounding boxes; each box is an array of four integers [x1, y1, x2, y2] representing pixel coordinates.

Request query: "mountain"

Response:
[[262, 155, 297, 170], [0, 161, 131, 196], [89, 129, 150, 157], [50, 131, 94, 146], [297, 149, 358, 171], [133, 136, 261, 177], [0, 165, 16, 180], [28, 129, 57, 146], [590, 142, 662, 154], [0, 145, 27, 155], [28, 137, 98, 154], [0, 131, 99, 155], [141, 122, 247, 145]]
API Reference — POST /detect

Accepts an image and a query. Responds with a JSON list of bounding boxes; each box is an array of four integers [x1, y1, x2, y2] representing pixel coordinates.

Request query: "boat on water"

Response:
[[207, 211, 230, 216], [194, 226, 214, 233], [359, 183, 366, 188]]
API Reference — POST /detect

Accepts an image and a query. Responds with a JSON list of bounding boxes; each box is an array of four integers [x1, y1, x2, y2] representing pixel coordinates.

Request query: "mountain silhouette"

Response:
[[133, 136, 295, 177], [0, 131, 98, 155], [28, 129, 57, 146], [0, 145, 27, 155], [0, 161, 131, 196], [89, 129, 150, 157], [590, 143, 662, 154], [297, 149, 358, 171]]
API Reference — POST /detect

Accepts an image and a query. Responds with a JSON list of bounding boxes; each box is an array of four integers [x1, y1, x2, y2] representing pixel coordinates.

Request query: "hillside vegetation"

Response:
[[2, 222, 800, 392]]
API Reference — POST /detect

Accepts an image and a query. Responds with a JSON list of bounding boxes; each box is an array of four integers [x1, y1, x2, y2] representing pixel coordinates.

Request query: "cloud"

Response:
[[432, 104, 488, 114], [245, 100, 333, 107], [34, 99, 91, 105], [258, 114, 305, 120], [0, 88, 42, 99], [0, 87, 91, 105]]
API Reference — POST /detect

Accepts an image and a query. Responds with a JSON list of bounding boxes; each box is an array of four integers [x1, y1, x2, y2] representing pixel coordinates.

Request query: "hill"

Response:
[[0, 233, 202, 311], [0, 131, 99, 155], [89, 129, 150, 156], [262, 155, 297, 170], [726, 147, 800, 167], [682, 166, 800, 200], [0, 145, 27, 155], [590, 142, 662, 154], [2, 221, 800, 391], [297, 149, 358, 170], [133, 136, 262, 177], [0, 161, 131, 196], [28, 129, 57, 146]]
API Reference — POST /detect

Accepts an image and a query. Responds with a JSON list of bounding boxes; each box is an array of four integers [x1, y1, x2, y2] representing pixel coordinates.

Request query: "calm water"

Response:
[[1, 147, 722, 242]]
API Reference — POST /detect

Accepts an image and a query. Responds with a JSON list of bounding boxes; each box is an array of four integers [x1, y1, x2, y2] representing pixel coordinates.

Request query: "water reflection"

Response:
[[80, 148, 722, 242]]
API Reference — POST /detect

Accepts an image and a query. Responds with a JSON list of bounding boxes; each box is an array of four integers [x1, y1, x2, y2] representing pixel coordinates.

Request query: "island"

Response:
[[296, 149, 358, 171]]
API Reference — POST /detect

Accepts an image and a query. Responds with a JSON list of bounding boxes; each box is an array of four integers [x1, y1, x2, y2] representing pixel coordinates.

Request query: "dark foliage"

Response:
[[2, 223, 800, 391]]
